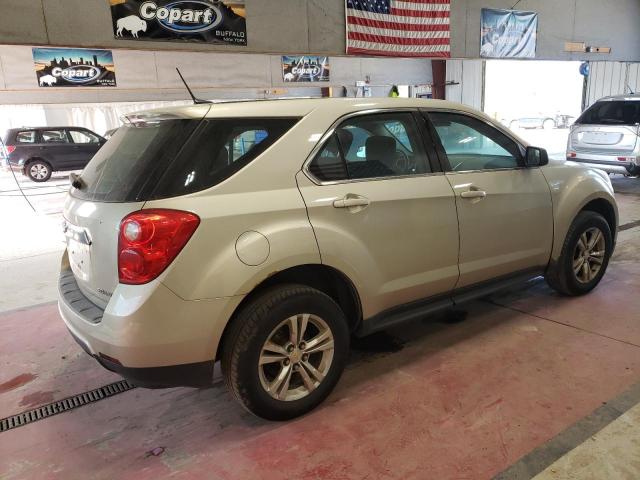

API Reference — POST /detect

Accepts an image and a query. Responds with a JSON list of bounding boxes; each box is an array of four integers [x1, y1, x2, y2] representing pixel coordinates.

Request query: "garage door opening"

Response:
[[484, 60, 584, 159]]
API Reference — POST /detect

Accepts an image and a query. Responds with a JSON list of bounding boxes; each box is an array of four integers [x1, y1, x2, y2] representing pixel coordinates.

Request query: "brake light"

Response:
[[4, 146, 15, 154], [568, 152, 577, 158], [118, 209, 200, 285]]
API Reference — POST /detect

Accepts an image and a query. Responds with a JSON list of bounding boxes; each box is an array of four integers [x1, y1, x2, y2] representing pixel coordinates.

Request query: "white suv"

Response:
[[59, 98, 617, 419]]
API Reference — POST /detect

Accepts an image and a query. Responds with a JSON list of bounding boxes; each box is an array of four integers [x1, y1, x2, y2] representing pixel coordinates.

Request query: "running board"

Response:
[[356, 268, 543, 337]]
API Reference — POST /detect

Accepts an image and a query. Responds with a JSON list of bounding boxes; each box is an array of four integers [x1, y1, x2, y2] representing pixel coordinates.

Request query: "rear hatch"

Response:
[[63, 108, 211, 308], [571, 100, 640, 156], [63, 106, 300, 308]]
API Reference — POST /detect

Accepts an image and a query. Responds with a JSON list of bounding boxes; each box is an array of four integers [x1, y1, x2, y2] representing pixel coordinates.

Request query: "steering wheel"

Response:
[[394, 150, 411, 173]]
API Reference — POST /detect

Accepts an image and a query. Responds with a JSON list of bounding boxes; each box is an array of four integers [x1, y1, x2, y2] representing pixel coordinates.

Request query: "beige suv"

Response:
[[59, 98, 618, 420]]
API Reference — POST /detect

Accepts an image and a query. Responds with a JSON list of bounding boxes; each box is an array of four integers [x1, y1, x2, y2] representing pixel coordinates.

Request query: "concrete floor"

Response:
[[1, 174, 640, 479]]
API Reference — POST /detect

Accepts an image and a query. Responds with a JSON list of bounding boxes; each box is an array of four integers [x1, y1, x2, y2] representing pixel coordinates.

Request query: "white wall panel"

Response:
[[585, 62, 640, 108], [0, 44, 433, 104], [445, 59, 484, 111]]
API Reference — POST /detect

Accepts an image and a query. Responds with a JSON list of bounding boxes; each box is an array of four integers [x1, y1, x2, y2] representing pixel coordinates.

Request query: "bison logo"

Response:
[[116, 15, 148, 38], [39, 75, 57, 87]]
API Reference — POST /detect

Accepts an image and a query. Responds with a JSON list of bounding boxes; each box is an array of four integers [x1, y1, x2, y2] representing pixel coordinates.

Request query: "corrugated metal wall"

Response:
[[585, 62, 640, 107], [445, 60, 485, 111]]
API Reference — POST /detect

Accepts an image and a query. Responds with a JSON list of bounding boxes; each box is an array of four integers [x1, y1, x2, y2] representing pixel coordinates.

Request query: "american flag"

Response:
[[346, 0, 451, 57]]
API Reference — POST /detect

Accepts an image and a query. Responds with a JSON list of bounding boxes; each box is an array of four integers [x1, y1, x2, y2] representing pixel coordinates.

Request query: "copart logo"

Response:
[[139, 1, 223, 33], [51, 65, 102, 84], [292, 66, 322, 77]]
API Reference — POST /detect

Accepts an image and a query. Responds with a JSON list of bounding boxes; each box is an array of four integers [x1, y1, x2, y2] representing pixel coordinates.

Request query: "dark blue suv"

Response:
[[1, 127, 106, 182]]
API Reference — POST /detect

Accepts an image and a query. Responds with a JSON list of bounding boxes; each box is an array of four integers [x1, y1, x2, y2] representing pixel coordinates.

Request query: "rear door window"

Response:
[[309, 112, 430, 182], [40, 130, 69, 144], [73, 115, 298, 202], [577, 101, 640, 125], [15, 131, 37, 144]]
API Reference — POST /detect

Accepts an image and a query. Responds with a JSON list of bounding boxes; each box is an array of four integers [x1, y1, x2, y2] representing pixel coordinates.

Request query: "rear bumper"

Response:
[[58, 254, 244, 388], [569, 155, 638, 175]]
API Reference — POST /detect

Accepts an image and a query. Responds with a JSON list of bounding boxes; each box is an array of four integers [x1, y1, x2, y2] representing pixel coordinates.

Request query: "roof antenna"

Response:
[[176, 68, 211, 104], [627, 82, 635, 95]]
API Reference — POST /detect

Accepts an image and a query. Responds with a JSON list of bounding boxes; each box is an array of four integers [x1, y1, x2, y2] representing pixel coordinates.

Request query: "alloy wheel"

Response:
[[30, 164, 49, 180], [572, 227, 606, 283], [258, 313, 334, 402]]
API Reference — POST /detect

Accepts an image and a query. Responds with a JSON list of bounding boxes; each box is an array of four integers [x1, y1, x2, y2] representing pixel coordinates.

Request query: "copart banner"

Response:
[[282, 56, 330, 83], [33, 47, 117, 87], [480, 8, 537, 58], [110, 0, 247, 45]]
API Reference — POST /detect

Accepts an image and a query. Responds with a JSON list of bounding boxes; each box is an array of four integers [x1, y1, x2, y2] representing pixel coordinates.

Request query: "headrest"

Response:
[[365, 136, 396, 162]]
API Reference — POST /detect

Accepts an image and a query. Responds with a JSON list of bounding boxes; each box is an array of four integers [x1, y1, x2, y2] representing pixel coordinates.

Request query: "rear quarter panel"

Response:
[[145, 112, 339, 301], [541, 161, 618, 262]]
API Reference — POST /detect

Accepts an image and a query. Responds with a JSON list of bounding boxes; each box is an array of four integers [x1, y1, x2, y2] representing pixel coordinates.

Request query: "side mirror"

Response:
[[525, 146, 549, 167]]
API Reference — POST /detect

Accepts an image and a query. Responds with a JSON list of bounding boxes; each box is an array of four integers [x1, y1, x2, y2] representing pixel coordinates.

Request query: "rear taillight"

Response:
[[4, 146, 15, 154], [118, 209, 200, 285]]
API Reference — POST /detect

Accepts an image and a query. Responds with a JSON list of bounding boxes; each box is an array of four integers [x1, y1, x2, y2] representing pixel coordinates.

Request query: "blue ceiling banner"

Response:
[[282, 56, 330, 83], [480, 8, 538, 59], [33, 47, 117, 88], [110, 0, 247, 45]]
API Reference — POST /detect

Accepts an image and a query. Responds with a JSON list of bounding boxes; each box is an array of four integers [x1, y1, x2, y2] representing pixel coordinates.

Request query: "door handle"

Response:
[[333, 196, 370, 209], [460, 189, 487, 199]]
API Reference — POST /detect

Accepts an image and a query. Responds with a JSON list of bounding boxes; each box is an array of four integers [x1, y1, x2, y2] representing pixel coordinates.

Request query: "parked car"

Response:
[[507, 114, 575, 130], [568, 94, 640, 176], [59, 98, 618, 420], [510, 117, 557, 130], [1, 126, 106, 182]]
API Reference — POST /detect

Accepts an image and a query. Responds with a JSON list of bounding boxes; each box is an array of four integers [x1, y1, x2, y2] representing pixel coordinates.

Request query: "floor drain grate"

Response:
[[0, 380, 136, 433]]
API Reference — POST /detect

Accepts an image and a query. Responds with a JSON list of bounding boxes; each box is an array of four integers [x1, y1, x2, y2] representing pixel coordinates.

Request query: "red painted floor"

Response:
[[1, 252, 640, 479]]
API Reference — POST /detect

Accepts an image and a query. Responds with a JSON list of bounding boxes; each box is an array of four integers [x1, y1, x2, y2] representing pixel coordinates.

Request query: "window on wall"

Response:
[[309, 112, 430, 182], [429, 112, 522, 172]]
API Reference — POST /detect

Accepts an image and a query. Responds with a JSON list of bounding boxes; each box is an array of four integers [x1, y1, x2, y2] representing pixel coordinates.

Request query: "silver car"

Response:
[[58, 98, 617, 420], [568, 94, 640, 176]]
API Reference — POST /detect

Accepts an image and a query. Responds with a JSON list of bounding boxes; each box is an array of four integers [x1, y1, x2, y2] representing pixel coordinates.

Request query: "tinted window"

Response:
[[577, 101, 640, 125], [73, 116, 298, 202], [15, 131, 36, 144], [310, 112, 430, 182], [153, 118, 298, 199], [69, 130, 100, 144], [41, 130, 69, 143], [430, 113, 522, 171], [308, 135, 348, 182]]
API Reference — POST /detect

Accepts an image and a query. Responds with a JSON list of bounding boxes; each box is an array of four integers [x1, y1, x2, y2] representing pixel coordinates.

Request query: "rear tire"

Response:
[[546, 211, 613, 296], [25, 160, 52, 182], [221, 284, 350, 420]]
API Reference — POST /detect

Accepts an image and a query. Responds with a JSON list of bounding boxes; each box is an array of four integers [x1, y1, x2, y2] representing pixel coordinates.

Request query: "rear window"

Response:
[[15, 131, 37, 144], [577, 101, 640, 125], [72, 115, 298, 202]]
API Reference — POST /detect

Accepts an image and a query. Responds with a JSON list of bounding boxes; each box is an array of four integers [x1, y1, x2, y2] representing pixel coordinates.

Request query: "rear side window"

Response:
[[309, 112, 430, 182], [15, 131, 37, 144], [73, 116, 298, 202], [152, 118, 298, 199], [577, 101, 640, 125]]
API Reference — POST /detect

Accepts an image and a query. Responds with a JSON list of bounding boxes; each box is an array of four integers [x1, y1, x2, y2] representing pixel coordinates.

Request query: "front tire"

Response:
[[221, 284, 349, 420], [26, 160, 52, 182], [546, 211, 613, 296]]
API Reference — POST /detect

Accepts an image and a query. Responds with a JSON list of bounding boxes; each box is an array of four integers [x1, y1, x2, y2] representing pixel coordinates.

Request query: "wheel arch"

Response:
[[215, 264, 362, 361], [23, 156, 52, 172]]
